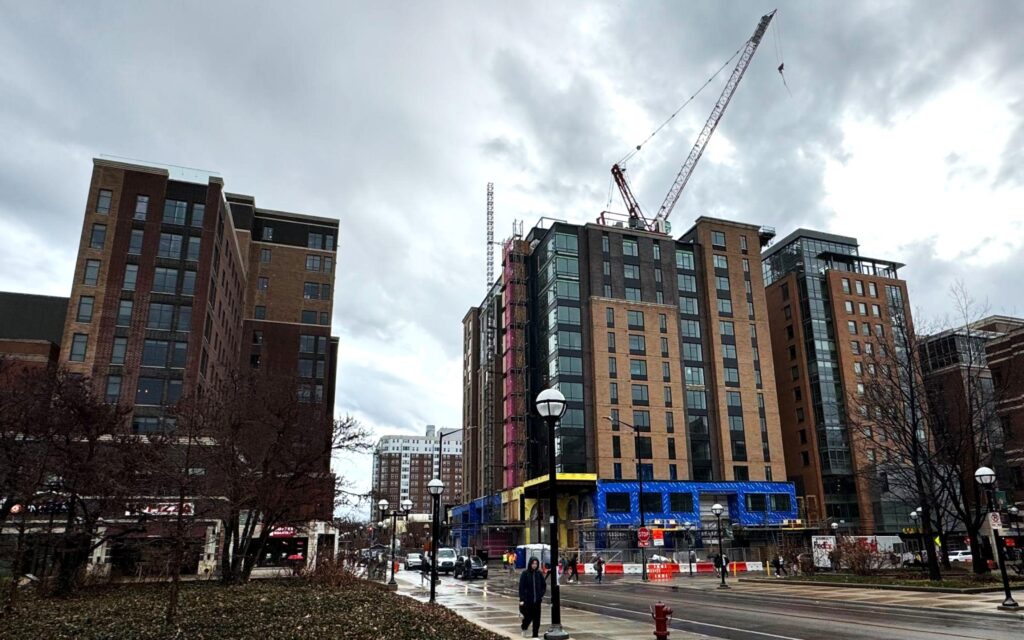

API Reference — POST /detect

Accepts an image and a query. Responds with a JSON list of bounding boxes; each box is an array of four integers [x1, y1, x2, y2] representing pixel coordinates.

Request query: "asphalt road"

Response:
[[468, 574, 1024, 640]]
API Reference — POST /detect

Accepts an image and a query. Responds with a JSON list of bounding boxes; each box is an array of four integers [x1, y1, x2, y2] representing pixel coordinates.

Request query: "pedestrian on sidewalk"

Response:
[[519, 557, 546, 638], [594, 555, 605, 584], [771, 555, 781, 577]]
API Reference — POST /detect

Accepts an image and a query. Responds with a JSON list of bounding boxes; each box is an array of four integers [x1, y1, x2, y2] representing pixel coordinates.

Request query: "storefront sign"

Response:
[[138, 503, 195, 516], [270, 526, 297, 538], [811, 536, 836, 568]]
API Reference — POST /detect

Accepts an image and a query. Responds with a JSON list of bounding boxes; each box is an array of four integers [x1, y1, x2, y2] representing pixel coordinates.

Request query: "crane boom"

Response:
[[653, 10, 775, 229], [611, 163, 650, 229]]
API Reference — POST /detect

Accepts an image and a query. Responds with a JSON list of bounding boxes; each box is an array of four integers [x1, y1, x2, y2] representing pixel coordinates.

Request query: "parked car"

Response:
[[949, 550, 973, 563], [454, 555, 488, 580], [405, 552, 425, 570], [435, 548, 458, 574]]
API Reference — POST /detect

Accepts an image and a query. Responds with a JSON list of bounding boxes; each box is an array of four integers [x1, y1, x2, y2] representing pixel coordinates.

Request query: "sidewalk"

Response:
[[393, 569, 712, 639]]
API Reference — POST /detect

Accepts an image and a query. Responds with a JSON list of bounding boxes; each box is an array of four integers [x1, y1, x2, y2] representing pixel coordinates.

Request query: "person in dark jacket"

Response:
[[518, 557, 546, 638]]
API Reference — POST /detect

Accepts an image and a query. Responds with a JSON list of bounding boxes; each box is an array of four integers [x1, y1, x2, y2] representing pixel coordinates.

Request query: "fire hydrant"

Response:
[[650, 600, 673, 639]]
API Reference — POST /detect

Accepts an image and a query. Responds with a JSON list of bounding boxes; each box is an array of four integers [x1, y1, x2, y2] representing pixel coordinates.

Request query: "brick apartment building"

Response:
[[0, 292, 68, 369], [3, 157, 341, 575], [458, 215, 798, 556], [371, 425, 463, 517], [762, 229, 913, 534]]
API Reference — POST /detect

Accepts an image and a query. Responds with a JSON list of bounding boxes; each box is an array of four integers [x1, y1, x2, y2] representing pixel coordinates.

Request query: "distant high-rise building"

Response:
[[372, 425, 463, 515], [762, 229, 912, 533], [460, 215, 797, 555]]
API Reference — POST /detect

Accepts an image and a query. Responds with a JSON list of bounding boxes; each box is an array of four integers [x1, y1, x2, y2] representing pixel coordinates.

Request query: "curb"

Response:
[[739, 577, 1015, 594]]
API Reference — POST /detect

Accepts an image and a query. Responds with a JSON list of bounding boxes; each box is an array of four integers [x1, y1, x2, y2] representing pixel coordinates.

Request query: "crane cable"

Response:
[[773, 13, 791, 96]]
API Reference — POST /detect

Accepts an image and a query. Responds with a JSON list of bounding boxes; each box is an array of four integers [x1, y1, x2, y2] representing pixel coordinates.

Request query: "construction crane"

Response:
[[612, 9, 776, 234]]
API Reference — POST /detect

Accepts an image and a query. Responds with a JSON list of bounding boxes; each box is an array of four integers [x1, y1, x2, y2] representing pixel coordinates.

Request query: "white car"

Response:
[[435, 548, 458, 574], [949, 550, 972, 563]]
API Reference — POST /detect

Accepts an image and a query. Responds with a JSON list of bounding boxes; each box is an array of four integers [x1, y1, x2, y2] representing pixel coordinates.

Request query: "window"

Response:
[[320, 312, 330, 325], [76, 296, 94, 322], [860, 322, 870, 336], [186, 237, 201, 261], [713, 255, 728, 269], [746, 493, 767, 512], [612, 436, 621, 458], [306, 255, 321, 271], [859, 302, 867, 315], [659, 314, 667, 333], [678, 274, 696, 292], [257, 276, 269, 292], [153, 267, 178, 293], [683, 343, 702, 361], [715, 276, 730, 291], [662, 362, 671, 381], [848, 320, 857, 335], [724, 367, 739, 384], [301, 309, 317, 324], [158, 233, 183, 259], [89, 223, 106, 249], [719, 320, 734, 336], [871, 304, 881, 317], [105, 375, 122, 403], [142, 339, 169, 367], [711, 230, 726, 247], [664, 386, 673, 405], [669, 493, 693, 512], [770, 494, 792, 512], [253, 331, 264, 345], [96, 189, 112, 214], [262, 226, 274, 241], [841, 278, 851, 294], [321, 284, 332, 300], [845, 300, 854, 313], [874, 324, 884, 337], [191, 203, 205, 228], [722, 344, 737, 359], [681, 320, 700, 338], [298, 358, 314, 378], [605, 493, 631, 513], [69, 333, 88, 361], [167, 380, 183, 404], [666, 411, 675, 432], [623, 264, 640, 280], [855, 280, 864, 296], [786, 325, 794, 340], [610, 382, 619, 403], [608, 357, 617, 378], [717, 298, 733, 314], [148, 303, 175, 330], [628, 335, 646, 354], [684, 366, 704, 386], [734, 466, 750, 481], [632, 410, 651, 430], [865, 342, 873, 355], [868, 282, 878, 297], [606, 307, 615, 327], [556, 306, 581, 325], [853, 362, 863, 376], [135, 377, 164, 405], [304, 282, 320, 299], [180, 269, 195, 296], [727, 391, 742, 407], [163, 199, 188, 224], [255, 305, 266, 319], [630, 359, 647, 378], [602, 235, 610, 253], [123, 233, 144, 261], [260, 248, 271, 263], [679, 296, 698, 314], [176, 306, 191, 331], [111, 337, 127, 364], [640, 490, 659, 511], [602, 261, 611, 277], [652, 242, 661, 260], [622, 238, 638, 256], [308, 232, 323, 249], [625, 287, 641, 301], [116, 300, 133, 326], [613, 463, 622, 479], [134, 195, 149, 220], [171, 341, 187, 367], [83, 259, 100, 286], [627, 310, 644, 329], [675, 249, 696, 270], [850, 341, 860, 355], [632, 384, 649, 404]]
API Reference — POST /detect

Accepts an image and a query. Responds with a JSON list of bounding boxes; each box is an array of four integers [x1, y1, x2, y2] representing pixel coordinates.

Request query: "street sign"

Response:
[[652, 528, 665, 547], [638, 526, 651, 548]]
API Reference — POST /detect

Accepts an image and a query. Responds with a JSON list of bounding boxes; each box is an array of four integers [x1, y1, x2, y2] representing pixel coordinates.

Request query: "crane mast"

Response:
[[615, 10, 776, 234]]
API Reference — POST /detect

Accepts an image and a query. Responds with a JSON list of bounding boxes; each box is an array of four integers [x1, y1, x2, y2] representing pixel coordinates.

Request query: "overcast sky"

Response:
[[2, 1, 1022, 518]]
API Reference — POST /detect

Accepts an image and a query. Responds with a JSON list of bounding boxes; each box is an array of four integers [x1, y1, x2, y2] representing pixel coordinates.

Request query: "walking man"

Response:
[[519, 557, 546, 638], [594, 555, 605, 584], [568, 553, 579, 584]]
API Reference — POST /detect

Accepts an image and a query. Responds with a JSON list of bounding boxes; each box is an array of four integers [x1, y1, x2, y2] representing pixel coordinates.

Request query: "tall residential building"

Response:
[[51, 157, 339, 570], [762, 229, 911, 533], [459, 216, 797, 555], [921, 316, 1024, 500], [371, 425, 463, 515]]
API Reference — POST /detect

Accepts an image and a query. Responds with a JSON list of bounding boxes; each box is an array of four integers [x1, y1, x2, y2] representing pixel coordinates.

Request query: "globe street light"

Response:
[[682, 521, 694, 578], [536, 387, 569, 640], [428, 478, 445, 604], [975, 466, 1017, 610], [711, 503, 728, 589]]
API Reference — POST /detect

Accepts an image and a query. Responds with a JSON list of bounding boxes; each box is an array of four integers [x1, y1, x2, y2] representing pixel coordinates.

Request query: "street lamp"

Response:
[[605, 415, 649, 582], [536, 387, 569, 640], [379, 498, 413, 588], [975, 466, 1017, 610], [682, 521, 694, 578], [428, 478, 444, 604], [711, 503, 728, 589]]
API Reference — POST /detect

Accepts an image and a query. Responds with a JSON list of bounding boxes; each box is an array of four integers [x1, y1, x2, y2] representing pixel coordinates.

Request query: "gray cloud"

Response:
[[2, 1, 1023, 510]]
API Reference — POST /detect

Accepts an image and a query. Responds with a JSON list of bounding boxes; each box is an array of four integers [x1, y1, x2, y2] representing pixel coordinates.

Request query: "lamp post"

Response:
[[682, 521, 694, 578], [975, 466, 1018, 610], [428, 478, 444, 604], [712, 503, 728, 589], [537, 388, 570, 640], [605, 416, 648, 582], [379, 498, 413, 588]]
